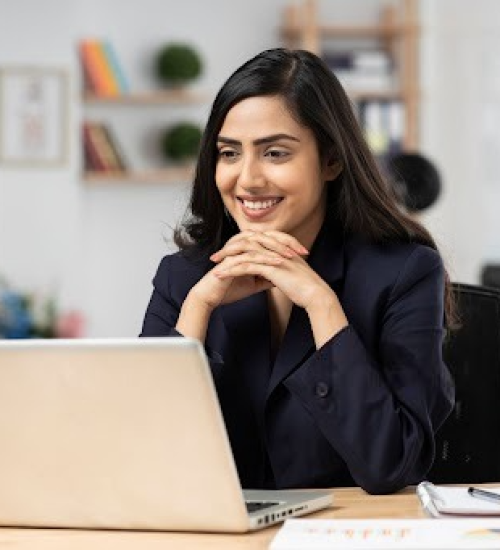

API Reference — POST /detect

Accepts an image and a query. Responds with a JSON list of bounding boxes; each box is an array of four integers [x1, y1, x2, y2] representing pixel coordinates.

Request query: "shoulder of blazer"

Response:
[[161, 246, 212, 274], [343, 236, 444, 292], [345, 236, 442, 270], [154, 246, 213, 300]]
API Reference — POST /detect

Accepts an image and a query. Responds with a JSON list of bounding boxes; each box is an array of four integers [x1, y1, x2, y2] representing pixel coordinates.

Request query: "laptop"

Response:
[[0, 337, 332, 532]]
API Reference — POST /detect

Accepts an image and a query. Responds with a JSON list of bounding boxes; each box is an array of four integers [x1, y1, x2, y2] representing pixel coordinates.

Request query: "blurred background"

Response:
[[0, 0, 498, 338]]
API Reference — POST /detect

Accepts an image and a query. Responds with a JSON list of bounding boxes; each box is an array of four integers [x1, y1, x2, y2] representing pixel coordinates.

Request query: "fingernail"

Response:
[[300, 246, 309, 255]]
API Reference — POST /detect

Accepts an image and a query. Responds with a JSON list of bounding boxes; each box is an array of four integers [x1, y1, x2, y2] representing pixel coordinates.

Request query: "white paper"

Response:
[[270, 518, 500, 549]]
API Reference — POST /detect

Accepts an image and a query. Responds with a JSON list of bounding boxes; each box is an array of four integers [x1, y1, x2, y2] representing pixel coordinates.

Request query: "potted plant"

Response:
[[155, 42, 202, 86], [161, 122, 202, 163]]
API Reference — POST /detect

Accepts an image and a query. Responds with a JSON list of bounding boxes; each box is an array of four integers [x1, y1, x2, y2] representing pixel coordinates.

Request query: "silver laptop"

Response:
[[0, 337, 332, 532]]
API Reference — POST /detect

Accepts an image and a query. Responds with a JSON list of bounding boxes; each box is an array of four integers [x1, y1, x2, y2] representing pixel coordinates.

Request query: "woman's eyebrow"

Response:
[[217, 133, 300, 146]]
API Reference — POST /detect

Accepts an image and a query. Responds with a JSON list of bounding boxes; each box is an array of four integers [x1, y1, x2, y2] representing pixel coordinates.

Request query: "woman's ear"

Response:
[[324, 158, 343, 182]]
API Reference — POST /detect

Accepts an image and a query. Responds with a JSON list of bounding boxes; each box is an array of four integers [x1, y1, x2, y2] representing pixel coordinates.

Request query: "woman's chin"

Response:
[[238, 221, 281, 233]]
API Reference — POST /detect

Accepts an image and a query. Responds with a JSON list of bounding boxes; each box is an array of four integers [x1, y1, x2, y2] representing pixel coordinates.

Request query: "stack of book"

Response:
[[82, 121, 127, 173], [78, 39, 130, 97], [357, 99, 405, 160], [323, 49, 396, 94]]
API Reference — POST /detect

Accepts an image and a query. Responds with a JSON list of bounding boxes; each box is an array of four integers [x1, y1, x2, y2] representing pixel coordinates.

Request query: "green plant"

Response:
[[161, 122, 202, 162], [155, 43, 202, 85]]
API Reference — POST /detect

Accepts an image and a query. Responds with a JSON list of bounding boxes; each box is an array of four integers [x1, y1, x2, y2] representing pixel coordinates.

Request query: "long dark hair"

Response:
[[174, 48, 455, 327]]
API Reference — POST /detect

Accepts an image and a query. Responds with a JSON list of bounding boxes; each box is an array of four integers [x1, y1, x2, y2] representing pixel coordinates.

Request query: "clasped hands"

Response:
[[180, 229, 349, 347], [189, 230, 336, 313]]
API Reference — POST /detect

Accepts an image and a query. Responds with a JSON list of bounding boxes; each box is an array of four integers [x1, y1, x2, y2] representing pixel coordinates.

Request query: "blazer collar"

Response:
[[267, 217, 345, 394], [306, 215, 345, 289], [219, 291, 272, 417]]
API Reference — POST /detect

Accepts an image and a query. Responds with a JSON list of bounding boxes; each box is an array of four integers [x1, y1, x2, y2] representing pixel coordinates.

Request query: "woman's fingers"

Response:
[[234, 230, 308, 255], [259, 230, 309, 256], [213, 250, 285, 275], [211, 230, 308, 262], [212, 240, 293, 262], [214, 261, 274, 280]]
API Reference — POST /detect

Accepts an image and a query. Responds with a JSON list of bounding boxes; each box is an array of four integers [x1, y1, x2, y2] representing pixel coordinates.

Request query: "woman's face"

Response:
[[215, 95, 340, 248]]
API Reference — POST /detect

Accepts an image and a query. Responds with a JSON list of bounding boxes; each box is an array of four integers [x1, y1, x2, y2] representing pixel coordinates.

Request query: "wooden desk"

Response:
[[0, 486, 426, 550]]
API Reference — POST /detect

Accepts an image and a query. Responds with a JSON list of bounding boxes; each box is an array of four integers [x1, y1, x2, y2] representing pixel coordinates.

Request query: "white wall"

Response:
[[1, 0, 499, 336], [420, 0, 500, 283], [0, 0, 292, 336]]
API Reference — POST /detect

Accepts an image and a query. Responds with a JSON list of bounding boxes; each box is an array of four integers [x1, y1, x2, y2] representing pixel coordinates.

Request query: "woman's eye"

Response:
[[265, 149, 289, 160], [218, 149, 239, 161]]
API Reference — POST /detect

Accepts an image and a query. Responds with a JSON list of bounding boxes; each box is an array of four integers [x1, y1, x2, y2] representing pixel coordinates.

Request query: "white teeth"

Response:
[[242, 198, 281, 210]]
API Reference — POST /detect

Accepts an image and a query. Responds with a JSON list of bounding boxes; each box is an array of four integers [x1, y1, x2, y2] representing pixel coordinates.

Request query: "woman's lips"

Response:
[[237, 197, 283, 219]]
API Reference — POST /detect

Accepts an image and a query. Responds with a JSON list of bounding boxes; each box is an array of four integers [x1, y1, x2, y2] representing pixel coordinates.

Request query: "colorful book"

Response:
[[101, 40, 130, 94], [82, 122, 108, 171], [98, 124, 127, 170], [79, 39, 120, 96], [90, 123, 126, 172], [82, 122, 127, 172]]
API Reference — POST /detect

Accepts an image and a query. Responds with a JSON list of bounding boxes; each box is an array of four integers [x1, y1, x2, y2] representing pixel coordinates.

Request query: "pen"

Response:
[[468, 487, 500, 505]]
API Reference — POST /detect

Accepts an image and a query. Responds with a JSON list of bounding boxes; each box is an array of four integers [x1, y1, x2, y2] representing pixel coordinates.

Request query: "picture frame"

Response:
[[0, 67, 69, 166]]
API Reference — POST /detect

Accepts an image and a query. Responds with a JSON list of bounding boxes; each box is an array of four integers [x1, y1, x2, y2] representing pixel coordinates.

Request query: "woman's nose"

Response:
[[237, 156, 266, 189]]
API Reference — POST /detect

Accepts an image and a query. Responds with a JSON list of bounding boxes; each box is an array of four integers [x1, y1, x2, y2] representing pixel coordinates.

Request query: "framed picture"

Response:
[[0, 67, 69, 166]]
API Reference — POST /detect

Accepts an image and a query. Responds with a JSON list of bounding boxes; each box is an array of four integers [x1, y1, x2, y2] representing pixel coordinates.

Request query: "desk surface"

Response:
[[0, 486, 426, 550]]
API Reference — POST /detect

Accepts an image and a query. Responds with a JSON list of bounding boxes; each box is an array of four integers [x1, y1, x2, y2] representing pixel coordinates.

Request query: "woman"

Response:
[[141, 48, 455, 494]]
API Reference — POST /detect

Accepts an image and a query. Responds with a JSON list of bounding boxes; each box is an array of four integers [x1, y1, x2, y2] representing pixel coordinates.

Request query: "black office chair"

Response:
[[481, 263, 500, 290], [428, 283, 500, 483]]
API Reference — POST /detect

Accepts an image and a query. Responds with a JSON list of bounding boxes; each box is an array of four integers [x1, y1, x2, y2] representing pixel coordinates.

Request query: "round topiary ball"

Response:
[[161, 122, 202, 162], [155, 43, 202, 85]]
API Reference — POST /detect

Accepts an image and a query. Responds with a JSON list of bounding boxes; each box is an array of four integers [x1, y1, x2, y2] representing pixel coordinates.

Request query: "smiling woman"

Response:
[[140, 48, 455, 495], [215, 97, 340, 250]]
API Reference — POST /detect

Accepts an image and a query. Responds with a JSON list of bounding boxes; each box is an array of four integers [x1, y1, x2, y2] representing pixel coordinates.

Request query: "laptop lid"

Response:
[[0, 337, 332, 532]]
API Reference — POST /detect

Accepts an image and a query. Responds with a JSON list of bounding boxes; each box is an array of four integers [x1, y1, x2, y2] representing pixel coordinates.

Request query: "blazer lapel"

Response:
[[267, 219, 346, 396], [267, 305, 314, 395], [220, 292, 272, 416]]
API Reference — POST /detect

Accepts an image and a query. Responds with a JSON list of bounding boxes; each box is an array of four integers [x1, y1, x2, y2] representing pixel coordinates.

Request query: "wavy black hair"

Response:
[[174, 48, 455, 327]]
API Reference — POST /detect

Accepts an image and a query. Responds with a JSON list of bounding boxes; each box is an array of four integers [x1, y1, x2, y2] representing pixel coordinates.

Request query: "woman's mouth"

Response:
[[237, 197, 283, 218]]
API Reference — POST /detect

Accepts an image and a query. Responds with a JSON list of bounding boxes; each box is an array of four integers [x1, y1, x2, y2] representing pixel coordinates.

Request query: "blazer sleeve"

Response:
[[140, 255, 226, 373], [140, 256, 181, 337], [284, 246, 455, 494]]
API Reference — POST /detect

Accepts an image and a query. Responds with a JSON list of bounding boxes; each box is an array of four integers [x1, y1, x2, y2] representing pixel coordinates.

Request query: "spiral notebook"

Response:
[[417, 482, 500, 517]]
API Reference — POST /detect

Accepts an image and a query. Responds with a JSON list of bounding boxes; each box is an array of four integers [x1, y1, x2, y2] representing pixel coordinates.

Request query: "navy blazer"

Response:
[[140, 220, 455, 494]]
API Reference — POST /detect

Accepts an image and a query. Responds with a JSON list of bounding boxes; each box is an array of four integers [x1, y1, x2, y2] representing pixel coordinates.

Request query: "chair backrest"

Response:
[[428, 283, 500, 484], [481, 263, 500, 290]]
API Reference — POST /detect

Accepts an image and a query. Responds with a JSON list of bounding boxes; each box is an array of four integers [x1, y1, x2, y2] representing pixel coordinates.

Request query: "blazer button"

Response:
[[315, 381, 330, 398]]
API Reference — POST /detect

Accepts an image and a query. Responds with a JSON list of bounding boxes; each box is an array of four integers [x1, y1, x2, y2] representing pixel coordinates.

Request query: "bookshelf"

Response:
[[83, 165, 195, 185], [79, 40, 208, 184], [280, 0, 419, 152], [83, 90, 208, 106], [81, 90, 207, 184]]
